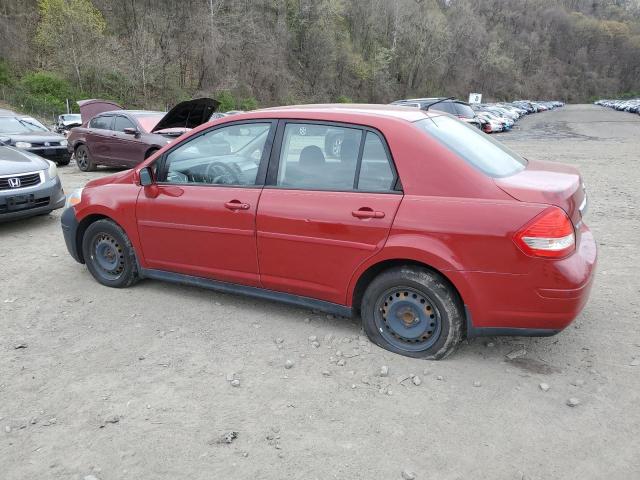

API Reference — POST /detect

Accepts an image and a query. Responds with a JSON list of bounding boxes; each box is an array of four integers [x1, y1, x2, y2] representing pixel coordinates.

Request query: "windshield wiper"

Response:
[[18, 119, 47, 131]]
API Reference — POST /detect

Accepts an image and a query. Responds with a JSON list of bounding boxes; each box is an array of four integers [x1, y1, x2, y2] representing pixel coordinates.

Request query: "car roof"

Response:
[[251, 103, 439, 123]]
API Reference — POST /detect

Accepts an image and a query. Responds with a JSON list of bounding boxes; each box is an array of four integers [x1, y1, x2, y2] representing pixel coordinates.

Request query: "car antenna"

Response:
[[425, 97, 455, 111]]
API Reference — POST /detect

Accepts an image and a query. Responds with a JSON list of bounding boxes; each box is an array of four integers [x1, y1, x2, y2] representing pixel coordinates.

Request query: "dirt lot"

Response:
[[1, 104, 639, 480]]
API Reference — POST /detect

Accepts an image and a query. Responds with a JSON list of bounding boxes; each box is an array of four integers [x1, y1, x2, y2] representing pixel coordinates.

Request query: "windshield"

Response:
[[61, 114, 81, 122], [416, 116, 527, 177], [0, 116, 49, 134], [131, 113, 166, 133]]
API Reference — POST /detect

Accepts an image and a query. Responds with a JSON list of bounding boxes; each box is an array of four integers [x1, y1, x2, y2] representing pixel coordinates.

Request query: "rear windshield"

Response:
[[415, 116, 527, 177], [454, 103, 475, 118]]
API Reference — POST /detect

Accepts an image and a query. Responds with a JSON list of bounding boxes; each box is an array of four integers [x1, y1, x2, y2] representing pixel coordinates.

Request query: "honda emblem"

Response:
[[8, 177, 21, 188]]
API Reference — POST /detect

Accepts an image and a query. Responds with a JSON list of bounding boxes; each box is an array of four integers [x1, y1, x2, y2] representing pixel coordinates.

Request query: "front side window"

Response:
[[113, 116, 136, 132], [276, 123, 362, 191], [162, 122, 271, 186], [90, 116, 113, 130], [416, 115, 527, 177]]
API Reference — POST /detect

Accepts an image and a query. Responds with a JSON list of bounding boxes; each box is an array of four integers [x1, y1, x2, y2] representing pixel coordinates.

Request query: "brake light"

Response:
[[514, 207, 575, 258]]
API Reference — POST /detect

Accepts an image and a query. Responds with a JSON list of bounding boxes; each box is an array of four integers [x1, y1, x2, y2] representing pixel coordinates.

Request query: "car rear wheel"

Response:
[[360, 266, 464, 359], [75, 145, 95, 172], [82, 219, 139, 288]]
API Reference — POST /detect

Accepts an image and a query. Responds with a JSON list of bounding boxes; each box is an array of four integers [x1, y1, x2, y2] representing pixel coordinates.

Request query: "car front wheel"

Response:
[[361, 266, 464, 359], [75, 145, 95, 172], [82, 219, 139, 288]]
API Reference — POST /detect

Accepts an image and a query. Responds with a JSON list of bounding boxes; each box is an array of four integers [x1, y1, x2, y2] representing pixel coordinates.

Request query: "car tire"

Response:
[[75, 145, 95, 172], [82, 219, 139, 288], [56, 157, 71, 166], [360, 266, 464, 360]]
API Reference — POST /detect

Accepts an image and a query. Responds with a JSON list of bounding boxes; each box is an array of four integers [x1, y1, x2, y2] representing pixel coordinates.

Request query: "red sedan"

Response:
[[61, 105, 596, 359]]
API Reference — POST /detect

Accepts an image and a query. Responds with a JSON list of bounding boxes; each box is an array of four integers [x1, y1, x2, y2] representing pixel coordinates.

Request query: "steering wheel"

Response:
[[204, 162, 240, 185]]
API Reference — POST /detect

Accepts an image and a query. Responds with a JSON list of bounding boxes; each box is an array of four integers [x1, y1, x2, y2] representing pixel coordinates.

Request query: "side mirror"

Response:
[[123, 127, 138, 135], [139, 167, 153, 186]]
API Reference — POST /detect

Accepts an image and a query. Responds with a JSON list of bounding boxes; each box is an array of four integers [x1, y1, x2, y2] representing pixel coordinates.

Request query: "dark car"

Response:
[[67, 98, 219, 171], [0, 113, 72, 165], [391, 98, 483, 129], [54, 114, 82, 135], [0, 144, 65, 221]]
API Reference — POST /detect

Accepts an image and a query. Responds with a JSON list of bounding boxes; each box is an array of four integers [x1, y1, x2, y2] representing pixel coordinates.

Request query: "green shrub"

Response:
[[336, 95, 354, 103], [216, 90, 237, 112], [20, 71, 72, 98], [0, 60, 12, 86], [238, 96, 258, 111]]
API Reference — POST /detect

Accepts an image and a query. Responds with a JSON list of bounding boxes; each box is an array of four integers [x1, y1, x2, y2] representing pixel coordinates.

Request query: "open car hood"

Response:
[[77, 99, 123, 126], [151, 98, 220, 133]]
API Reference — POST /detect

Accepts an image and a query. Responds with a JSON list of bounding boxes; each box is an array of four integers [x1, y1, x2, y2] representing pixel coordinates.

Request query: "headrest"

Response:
[[299, 145, 325, 168]]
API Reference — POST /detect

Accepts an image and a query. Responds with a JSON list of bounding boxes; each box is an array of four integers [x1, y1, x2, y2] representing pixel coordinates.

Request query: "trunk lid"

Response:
[[495, 159, 586, 225], [151, 98, 220, 133], [77, 99, 123, 126]]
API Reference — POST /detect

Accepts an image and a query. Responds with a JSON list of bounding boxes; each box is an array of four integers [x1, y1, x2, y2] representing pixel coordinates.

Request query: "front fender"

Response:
[[74, 184, 143, 264]]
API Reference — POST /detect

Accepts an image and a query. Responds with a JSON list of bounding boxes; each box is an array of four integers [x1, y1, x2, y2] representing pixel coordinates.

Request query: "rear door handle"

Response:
[[225, 200, 250, 211], [352, 208, 385, 219]]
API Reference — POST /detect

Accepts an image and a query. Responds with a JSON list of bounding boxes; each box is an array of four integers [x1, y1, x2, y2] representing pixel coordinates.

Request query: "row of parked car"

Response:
[[392, 98, 564, 133], [594, 98, 640, 115], [0, 95, 564, 222]]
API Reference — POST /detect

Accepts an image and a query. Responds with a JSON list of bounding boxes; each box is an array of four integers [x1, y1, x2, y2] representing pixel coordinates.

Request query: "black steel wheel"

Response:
[[82, 219, 138, 288], [361, 266, 464, 359], [374, 286, 443, 352]]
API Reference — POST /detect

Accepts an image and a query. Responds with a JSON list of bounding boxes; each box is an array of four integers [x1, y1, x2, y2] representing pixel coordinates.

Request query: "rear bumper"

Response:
[[61, 206, 83, 263], [454, 223, 597, 336]]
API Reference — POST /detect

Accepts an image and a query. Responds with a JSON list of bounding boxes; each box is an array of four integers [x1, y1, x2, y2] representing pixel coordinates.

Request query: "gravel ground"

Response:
[[1, 104, 639, 480]]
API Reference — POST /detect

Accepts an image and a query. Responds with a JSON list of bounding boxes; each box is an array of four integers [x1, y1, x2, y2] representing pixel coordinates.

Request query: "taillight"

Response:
[[514, 207, 575, 258]]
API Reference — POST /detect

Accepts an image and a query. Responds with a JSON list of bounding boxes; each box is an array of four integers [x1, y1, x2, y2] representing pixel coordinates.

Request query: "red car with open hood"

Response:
[[60, 104, 596, 359]]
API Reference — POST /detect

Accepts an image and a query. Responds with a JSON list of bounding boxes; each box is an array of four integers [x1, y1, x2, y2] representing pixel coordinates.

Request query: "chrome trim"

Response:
[[579, 191, 587, 216], [0, 170, 45, 191]]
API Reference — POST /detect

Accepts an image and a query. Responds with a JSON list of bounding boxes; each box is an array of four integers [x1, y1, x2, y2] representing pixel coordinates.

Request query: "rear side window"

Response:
[[358, 132, 395, 191], [274, 123, 398, 192], [416, 116, 527, 177], [276, 123, 362, 191], [113, 116, 136, 132], [429, 102, 456, 114], [90, 116, 113, 130]]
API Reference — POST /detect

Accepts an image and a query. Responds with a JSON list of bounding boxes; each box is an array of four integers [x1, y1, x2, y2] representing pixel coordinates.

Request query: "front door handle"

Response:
[[352, 208, 385, 219], [225, 200, 250, 211]]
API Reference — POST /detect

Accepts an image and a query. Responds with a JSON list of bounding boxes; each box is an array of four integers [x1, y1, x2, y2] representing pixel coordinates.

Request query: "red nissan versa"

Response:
[[60, 105, 596, 359]]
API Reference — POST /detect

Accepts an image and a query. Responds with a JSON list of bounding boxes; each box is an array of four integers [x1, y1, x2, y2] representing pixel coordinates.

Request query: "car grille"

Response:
[[30, 141, 62, 147], [0, 172, 42, 191], [0, 196, 49, 213]]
